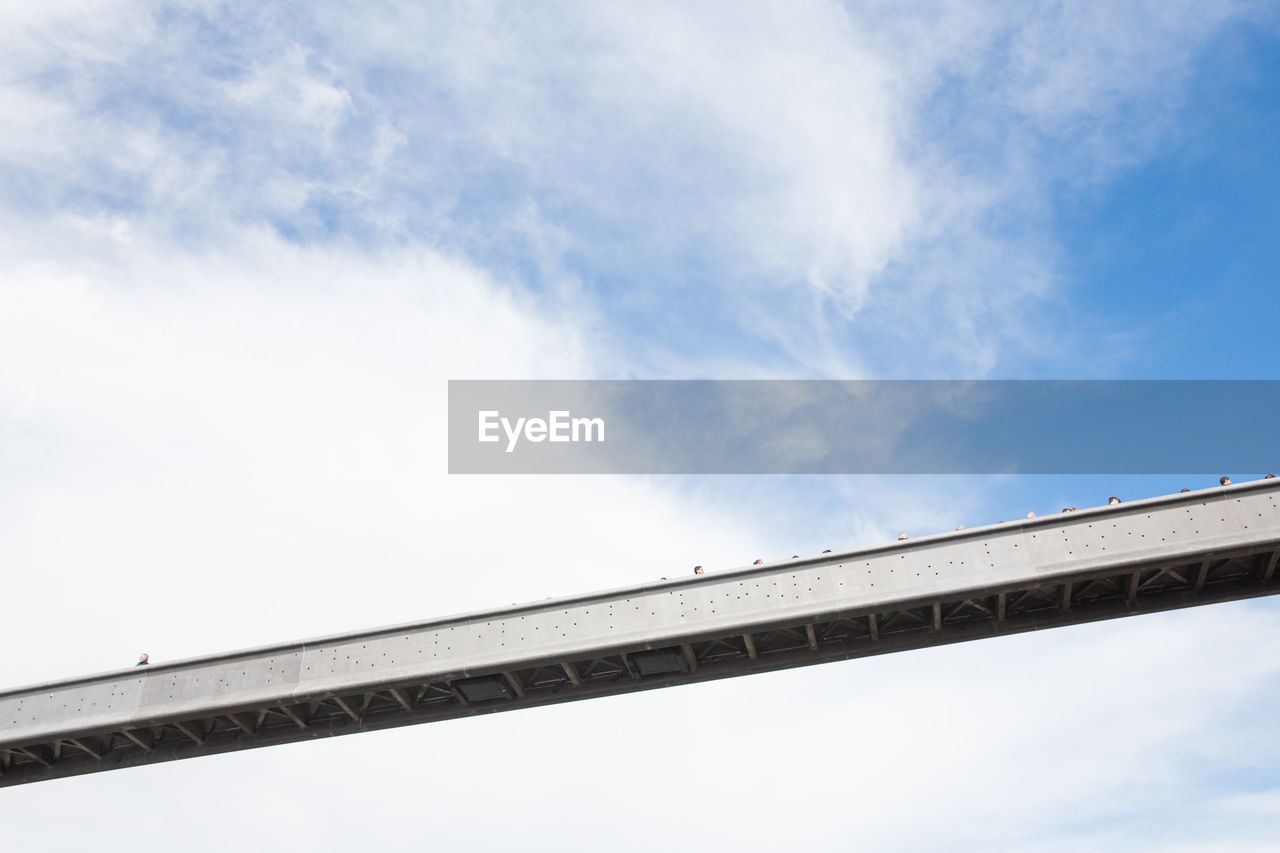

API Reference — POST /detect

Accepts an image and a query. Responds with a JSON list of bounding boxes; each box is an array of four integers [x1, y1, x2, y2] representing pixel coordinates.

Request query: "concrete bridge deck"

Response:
[[3, 479, 1278, 786]]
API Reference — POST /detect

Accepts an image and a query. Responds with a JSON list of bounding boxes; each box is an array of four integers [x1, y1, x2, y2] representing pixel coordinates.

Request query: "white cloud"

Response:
[[1, 1, 1265, 375], [0, 219, 784, 680], [222, 45, 352, 137], [2, 3, 1279, 849]]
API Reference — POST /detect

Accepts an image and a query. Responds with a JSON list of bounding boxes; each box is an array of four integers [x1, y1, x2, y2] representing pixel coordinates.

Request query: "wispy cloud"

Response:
[[4, 2, 1266, 374], [2, 4, 1278, 848]]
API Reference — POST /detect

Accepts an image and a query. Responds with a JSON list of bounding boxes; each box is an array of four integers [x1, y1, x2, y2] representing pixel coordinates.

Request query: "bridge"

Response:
[[3, 479, 1278, 786]]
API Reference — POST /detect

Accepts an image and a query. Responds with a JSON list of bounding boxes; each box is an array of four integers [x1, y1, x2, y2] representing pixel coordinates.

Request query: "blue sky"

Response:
[[2, 2, 1279, 850]]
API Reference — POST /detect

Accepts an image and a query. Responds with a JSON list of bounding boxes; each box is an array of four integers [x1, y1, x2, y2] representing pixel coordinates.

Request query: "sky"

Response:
[[2, 1, 1280, 849]]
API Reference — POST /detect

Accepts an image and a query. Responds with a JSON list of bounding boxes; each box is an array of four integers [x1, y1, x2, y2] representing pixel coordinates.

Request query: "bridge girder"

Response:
[[2, 480, 1278, 786]]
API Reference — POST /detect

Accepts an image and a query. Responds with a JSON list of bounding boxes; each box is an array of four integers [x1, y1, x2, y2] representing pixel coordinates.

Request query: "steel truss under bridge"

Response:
[[2, 479, 1279, 786]]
